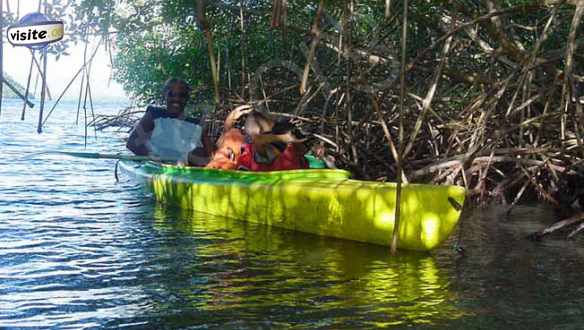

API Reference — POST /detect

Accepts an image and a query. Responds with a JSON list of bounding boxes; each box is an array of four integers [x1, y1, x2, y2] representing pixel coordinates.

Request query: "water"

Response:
[[2, 98, 584, 329]]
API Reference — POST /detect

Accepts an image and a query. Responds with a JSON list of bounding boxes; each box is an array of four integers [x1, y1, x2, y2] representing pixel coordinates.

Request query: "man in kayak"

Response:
[[126, 78, 212, 165]]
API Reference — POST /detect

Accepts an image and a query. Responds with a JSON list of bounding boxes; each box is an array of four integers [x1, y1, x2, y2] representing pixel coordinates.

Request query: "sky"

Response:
[[3, 1, 129, 101]]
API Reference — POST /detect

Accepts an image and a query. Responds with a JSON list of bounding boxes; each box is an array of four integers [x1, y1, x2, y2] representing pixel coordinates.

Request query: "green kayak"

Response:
[[120, 160, 466, 251]]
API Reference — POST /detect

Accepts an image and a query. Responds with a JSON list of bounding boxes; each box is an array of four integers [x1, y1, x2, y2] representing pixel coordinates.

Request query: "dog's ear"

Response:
[[245, 111, 275, 136]]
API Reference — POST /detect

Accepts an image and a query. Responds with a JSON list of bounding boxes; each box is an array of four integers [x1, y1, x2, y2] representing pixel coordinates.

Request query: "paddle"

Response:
[[42, 151, 174, 163], [40, 151, 185, 182]]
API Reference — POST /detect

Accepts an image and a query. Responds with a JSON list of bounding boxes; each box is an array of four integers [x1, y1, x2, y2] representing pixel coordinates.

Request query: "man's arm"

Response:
[[127, 110, 154, 156]]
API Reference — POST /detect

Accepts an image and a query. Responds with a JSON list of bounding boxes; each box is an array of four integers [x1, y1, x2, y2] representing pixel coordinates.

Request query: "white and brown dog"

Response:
[[205, 105, 307, 170]]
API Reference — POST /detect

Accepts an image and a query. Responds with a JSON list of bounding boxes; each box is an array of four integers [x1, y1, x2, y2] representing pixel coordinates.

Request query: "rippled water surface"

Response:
[[2, 99, 584, 329]]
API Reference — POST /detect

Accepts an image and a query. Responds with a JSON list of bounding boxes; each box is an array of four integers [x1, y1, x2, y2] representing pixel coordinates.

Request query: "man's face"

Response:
[[165, 83, 189, 114]]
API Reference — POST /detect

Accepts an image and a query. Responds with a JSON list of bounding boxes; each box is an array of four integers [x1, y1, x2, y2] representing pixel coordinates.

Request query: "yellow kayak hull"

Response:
[[120, 161, 465, 251]]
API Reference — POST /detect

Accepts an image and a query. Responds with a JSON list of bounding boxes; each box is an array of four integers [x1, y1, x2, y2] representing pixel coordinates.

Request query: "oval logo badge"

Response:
[[7, 13, 64, 49]]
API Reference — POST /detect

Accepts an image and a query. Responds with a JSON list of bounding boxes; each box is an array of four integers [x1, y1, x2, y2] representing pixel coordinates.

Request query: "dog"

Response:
[[206, 105, 308, 171]]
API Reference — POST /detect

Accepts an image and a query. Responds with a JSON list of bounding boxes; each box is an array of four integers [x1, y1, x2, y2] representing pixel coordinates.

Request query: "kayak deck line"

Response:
[[120, 160, 466, 251]]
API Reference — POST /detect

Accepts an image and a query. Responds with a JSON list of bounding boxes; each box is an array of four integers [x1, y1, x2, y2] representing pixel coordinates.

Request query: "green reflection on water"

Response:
[[149, 205, 471, 327]]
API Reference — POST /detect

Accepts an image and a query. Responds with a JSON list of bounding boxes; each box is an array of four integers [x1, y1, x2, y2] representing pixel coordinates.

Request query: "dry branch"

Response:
[[528, 212, 584, 241]]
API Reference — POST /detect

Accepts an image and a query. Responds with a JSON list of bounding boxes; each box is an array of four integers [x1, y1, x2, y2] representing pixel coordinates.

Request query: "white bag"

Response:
[[146, 117, 202, 162]]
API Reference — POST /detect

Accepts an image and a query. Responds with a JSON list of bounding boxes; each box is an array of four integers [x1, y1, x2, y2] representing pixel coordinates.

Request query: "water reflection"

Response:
[[140, 206, 468, 328]]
